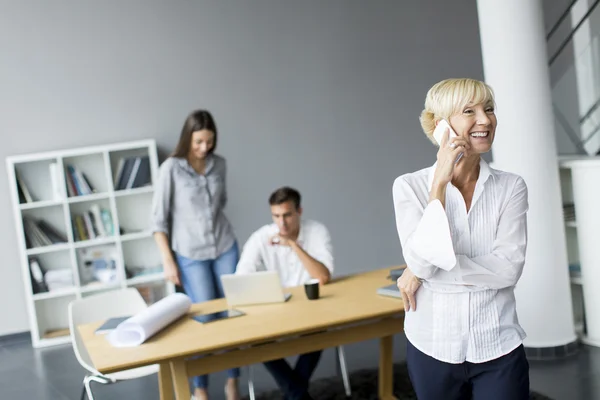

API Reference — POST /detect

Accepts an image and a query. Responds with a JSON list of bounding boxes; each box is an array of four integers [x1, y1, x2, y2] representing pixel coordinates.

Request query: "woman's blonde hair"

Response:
[[419, 78, 496, 145]]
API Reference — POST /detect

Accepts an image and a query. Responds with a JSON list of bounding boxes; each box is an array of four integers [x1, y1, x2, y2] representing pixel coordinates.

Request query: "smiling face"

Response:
[[420, 78, 497, 151], [448, 100, 497, 154], [189, 129, 215, 161]]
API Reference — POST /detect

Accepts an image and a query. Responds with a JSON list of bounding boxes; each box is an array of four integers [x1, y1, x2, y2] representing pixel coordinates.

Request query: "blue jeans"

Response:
[[175, 242, 241, 389]]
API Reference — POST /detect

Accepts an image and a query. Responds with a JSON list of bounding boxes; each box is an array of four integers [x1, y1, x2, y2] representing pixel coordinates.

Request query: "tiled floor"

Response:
[[0, 333, 598, 399]]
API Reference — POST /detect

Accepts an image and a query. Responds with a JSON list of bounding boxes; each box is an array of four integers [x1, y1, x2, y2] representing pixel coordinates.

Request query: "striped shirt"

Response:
[[392, 159, 528, 363], [151, 154, 235, 260]]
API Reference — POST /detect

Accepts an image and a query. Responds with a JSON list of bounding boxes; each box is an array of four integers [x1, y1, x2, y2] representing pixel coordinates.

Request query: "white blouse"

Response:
[[392, 159, 528, 364]]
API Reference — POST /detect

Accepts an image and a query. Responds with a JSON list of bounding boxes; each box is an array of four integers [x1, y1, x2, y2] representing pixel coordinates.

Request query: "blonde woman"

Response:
[[393, 78, 529, 399]]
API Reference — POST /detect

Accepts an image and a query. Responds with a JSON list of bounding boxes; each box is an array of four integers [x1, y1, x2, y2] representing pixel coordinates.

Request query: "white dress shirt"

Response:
[[235, 219, 334, 288], [392, 159, 528, 364]]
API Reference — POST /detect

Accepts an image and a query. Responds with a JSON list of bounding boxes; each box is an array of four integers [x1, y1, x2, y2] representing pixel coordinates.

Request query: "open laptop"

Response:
[[220, 270, 292, 307]]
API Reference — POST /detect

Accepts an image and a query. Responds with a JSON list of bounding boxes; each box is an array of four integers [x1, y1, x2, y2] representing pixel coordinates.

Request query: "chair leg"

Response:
[[83, 376, 95, 400], [83, 374, 112, 400], [336, 346, 351, 397], [80, 382, 87, 400], [247, 365, 256, 400]]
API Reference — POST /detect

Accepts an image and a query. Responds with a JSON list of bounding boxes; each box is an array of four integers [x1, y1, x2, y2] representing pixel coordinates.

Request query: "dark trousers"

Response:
[[407, 340, 530, 400], [263, 350, 322, 400]]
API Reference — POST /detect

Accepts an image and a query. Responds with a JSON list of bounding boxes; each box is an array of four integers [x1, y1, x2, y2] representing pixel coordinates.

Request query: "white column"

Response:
[[477, 0, 576, 347]]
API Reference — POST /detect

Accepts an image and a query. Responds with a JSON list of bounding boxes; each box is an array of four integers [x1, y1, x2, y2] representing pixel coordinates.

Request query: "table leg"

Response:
[[379, 335, 397, 400], [170, 360, 191, 400], [159, 363, 174, 400]]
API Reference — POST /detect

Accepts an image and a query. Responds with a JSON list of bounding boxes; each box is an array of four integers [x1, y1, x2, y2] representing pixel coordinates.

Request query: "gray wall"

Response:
[[0, 0, 484, 392]]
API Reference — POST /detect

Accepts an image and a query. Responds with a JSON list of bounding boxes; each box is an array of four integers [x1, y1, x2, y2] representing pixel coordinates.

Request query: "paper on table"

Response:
[[107, 293, 191, 347]]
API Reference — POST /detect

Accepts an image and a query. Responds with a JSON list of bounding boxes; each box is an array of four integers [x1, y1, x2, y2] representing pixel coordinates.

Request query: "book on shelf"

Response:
[[65, 164, 97, 197], [23, 217, 68, 248], [114, 155, 151, 190], [15, 170, 34, 203], [48, 163, 63, 201], [72, 205, 114, 241]]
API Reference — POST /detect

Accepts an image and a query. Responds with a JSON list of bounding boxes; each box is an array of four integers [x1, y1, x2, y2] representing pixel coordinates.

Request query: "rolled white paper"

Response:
[[107, 293, 192, 347]]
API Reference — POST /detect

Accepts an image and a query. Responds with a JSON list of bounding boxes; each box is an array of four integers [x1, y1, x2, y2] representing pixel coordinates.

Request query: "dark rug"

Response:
[[243, 363, 553, 400]]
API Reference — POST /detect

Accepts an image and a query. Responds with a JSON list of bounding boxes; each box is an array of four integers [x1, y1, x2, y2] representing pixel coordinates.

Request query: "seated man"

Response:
[[236, 186, 333, 400]]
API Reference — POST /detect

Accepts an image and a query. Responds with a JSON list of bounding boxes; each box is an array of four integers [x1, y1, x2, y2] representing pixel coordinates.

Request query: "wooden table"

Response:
[[78, 267, 405, 399]]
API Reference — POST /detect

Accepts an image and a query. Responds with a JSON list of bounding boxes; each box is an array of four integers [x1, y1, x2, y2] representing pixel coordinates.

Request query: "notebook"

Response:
[[94, 316, 131, 335]]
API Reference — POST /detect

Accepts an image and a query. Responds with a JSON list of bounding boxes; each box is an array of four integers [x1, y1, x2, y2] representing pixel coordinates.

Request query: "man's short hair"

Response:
[[269, 187, 301, 210]]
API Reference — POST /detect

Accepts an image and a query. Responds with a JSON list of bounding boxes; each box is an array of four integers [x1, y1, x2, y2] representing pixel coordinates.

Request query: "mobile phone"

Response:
[[432, 119, 463, 163], [191, 309, 245, 324], [433, 119, 457, 145]]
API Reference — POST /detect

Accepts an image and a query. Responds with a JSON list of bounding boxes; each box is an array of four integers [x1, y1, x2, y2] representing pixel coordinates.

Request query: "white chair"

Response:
[[68, 288, 160, 400], [247, 345, 351, 399]]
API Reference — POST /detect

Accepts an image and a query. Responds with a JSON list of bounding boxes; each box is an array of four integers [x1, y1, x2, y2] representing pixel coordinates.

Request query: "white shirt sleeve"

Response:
[[307, 224, 334, 273], [429, 177, 529, 289], [393, 177, 457, 279], [235, 232, 264, 275]]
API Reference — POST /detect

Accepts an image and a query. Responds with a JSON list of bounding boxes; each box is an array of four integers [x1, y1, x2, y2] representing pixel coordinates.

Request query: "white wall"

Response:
[[0, 0, 485, 336]]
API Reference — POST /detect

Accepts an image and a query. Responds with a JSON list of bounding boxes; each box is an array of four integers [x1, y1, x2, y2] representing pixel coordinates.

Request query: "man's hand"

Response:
[[397, 268, 422, 312], [269, 235, 294, 247]]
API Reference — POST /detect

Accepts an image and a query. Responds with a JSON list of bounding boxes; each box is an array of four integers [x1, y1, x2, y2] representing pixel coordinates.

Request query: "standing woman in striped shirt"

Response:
[[393, 78, 529, 400], [151, 110, 240, 400]]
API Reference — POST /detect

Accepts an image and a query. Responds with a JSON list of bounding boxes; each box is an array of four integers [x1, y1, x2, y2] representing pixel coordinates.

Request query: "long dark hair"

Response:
[[171, 109, 218, 158]]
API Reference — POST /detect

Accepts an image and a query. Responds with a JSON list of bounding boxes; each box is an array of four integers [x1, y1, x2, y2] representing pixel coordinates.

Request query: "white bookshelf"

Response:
[[559, 155, 600, 347], [6, 139, 173, 348]]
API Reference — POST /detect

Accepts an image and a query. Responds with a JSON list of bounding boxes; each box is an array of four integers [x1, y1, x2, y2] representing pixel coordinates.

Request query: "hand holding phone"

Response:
[[432, 119, 463, 163]]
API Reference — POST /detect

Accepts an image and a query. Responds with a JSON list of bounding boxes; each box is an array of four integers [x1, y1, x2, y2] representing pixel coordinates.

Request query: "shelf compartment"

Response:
[[34, 295, 75, 345], [69, 198, 116, 243], [63, 152, 109, 197], [76, 243, 121, 288], [22, 205, 69, 252], [115, 191, 153, 235], [29, 251, 76, 295], [14, 159, 64, 204], [109, 147, 153, 192]]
